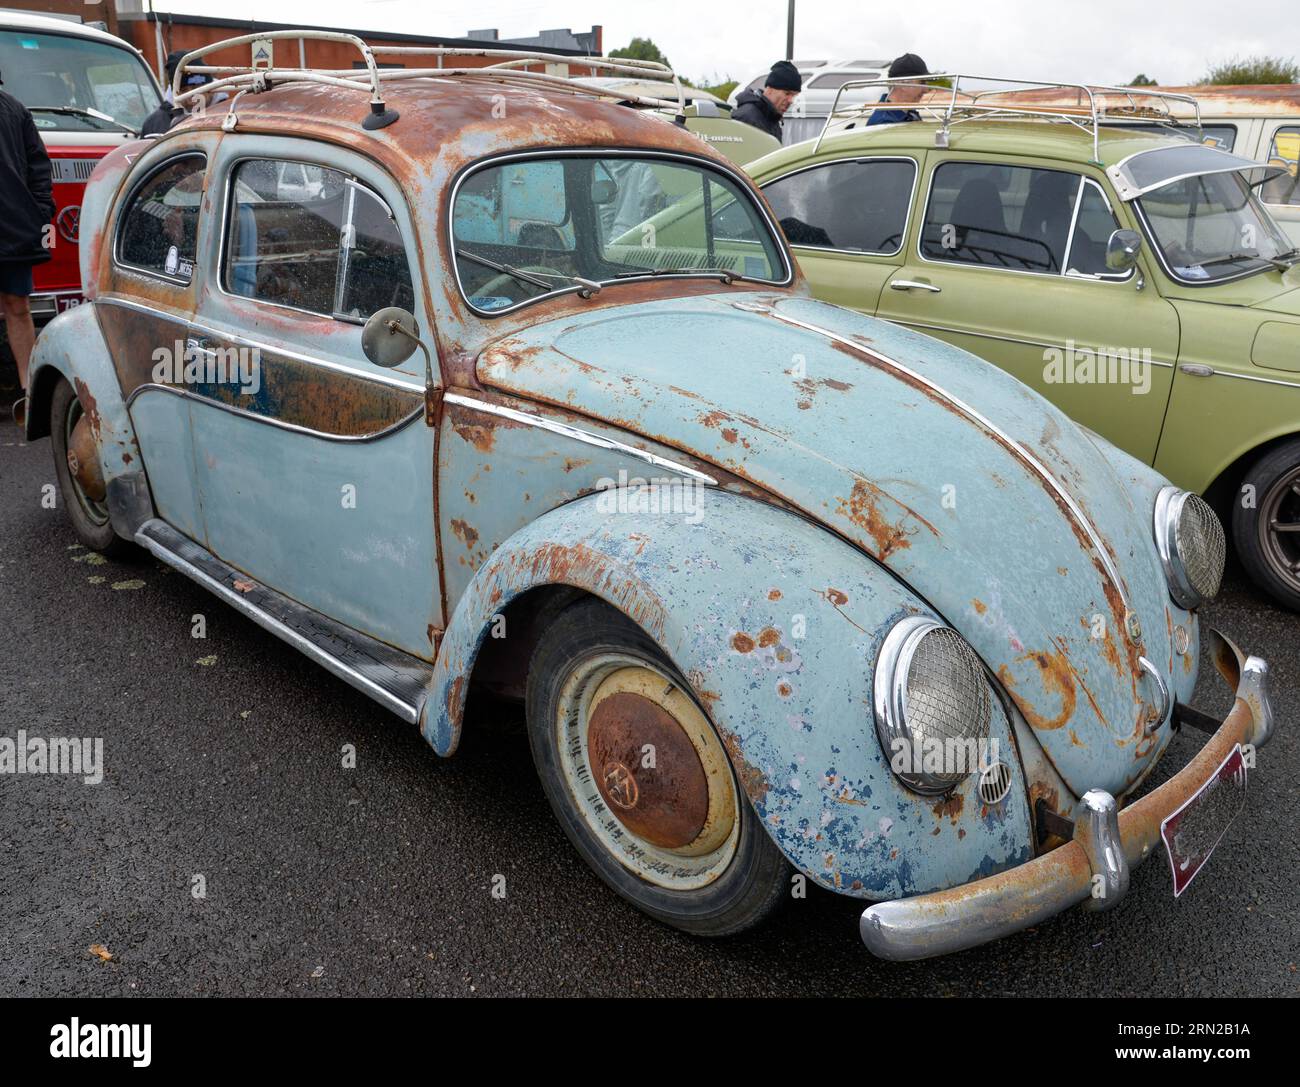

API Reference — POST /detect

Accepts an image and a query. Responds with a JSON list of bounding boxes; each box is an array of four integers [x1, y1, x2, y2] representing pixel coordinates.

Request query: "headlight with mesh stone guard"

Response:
[[1154, 487, 1226, 609], [873, 617, 993, 795]]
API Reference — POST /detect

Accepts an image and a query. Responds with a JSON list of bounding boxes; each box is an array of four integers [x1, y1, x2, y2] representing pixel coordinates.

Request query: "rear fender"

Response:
[[25, 304, 153, 538], [423, 489, 1034, 899]]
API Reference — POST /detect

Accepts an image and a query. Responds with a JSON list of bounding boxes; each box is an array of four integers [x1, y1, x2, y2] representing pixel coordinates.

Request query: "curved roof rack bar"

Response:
[[173, 30, 689, 130], [813, 74, 1203, 162]]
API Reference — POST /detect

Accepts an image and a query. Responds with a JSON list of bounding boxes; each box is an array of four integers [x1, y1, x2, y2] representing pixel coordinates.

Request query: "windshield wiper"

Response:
[[612, 266, 754, 284], [456, 249, 601, 297], [27, 105, 134, 134], [1197, 253, 1265, 269]]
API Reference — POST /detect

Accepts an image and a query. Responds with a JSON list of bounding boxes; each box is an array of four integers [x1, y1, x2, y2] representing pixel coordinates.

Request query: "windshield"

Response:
[[1138, 170, 1293, 283], [0, 29, 160, 133], [452, 154, 786, 314]]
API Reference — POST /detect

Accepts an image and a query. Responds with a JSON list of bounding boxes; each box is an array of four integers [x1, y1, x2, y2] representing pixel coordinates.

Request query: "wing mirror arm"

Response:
[[361, 307, 437, 426]]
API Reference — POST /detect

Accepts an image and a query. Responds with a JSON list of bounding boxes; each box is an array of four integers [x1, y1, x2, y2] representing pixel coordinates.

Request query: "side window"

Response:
[[923, 162, 1087, 274], [224, 159, 414, 320], [116, 154, 206, 283], [764, 159, 915, 253], [1065, 182, 1126, 278], [1262, 126, 1300, 207]]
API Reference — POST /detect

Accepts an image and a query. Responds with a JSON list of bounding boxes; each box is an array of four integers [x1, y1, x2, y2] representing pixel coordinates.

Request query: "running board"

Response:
[[135, 519, 434, 723]]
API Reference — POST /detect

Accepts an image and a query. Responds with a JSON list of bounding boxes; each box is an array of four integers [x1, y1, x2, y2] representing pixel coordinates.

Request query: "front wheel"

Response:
[[526, 598, 790, 936], [1233, 438, 1300, 612]]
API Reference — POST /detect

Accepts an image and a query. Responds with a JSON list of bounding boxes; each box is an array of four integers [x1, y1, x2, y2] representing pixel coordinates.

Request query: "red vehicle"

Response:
[[0, 12, 160, 327]]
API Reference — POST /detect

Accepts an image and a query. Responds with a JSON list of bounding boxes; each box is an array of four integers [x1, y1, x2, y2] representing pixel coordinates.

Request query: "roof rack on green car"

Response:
[[171, 29, 688, 132], [815, 74, 1204, 162]]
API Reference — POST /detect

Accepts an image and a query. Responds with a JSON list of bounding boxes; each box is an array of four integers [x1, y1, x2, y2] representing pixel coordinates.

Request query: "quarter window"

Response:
[[763, 159, 915, 254], [224, 159, 414, 319], [116, 154, 206, 282], [1261, 126, 1300, 207]]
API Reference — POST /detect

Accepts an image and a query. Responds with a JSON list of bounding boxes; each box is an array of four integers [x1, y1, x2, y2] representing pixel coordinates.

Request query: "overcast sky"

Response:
[[153, 0, 1297, 87]]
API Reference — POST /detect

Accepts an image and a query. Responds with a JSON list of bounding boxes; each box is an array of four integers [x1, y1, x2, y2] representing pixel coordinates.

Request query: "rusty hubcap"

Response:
[[556, 656, 739, 890], [64, 398, 109, 525]]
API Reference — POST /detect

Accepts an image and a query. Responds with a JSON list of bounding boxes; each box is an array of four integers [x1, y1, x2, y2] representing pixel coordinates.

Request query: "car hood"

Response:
[[1252, 284, 1300, 317], [477, 292, 1180, 798]]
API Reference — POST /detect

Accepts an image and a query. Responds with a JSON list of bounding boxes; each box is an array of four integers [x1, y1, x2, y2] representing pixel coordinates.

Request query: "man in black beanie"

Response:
[[732, 60, 802, 140], [867, 53, 931, 126]]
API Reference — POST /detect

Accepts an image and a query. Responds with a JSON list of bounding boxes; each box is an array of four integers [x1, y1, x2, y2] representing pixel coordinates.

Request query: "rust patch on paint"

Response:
[[971, 598, 987, 616], [451, 519, 479, 550], [731, 632, 756, 654], [932, 792, 964, 823], [715, 723, 769, 804], [767, 588, 782, 601], [757, 627, 781, 648]]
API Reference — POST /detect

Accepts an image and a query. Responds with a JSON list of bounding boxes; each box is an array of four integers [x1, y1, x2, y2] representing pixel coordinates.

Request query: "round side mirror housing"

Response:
[[362, 307, 420, 368], [1105, 228, 1143, 272]]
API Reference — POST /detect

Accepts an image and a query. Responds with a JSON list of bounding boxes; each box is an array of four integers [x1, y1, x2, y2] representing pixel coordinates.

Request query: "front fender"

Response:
[[423, 489, 1034, 899], [26, 303, 153, 539]]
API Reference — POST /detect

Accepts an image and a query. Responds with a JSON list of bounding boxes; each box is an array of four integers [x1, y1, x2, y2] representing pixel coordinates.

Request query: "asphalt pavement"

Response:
[[1, 403, 1297, 997]]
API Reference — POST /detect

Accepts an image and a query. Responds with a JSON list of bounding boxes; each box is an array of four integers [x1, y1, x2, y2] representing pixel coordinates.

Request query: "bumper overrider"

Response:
[[860, 629, 1276, 960]]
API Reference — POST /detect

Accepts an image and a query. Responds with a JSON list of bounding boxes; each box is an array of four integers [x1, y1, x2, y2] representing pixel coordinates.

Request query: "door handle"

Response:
[[889, 279, 941, 293]]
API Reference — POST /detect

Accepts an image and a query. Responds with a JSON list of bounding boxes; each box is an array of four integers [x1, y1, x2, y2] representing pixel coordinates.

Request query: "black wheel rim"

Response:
[[1258, 465, 1300, 595]]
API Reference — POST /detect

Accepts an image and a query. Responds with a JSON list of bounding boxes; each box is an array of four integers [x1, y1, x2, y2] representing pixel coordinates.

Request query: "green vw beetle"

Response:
[[746, 78, 1300, 610]]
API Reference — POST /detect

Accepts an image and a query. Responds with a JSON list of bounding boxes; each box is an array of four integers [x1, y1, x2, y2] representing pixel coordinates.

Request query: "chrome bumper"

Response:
[[860, 628, 1275, 961]]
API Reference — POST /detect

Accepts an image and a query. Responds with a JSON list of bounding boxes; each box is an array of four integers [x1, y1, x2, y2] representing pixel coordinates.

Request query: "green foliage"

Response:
[[609, 37, 671, 70], [1128, 73, 1158, 86], [1199, 55, 1299, 85], [700, 79, 738, 101]]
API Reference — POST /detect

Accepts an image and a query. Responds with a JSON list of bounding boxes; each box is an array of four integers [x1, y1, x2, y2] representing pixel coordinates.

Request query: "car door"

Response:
[[875, 156, 1182, 462], [187, 139, 440, 660], [98, 144, 213, 544], [760, 155, 920, 314]]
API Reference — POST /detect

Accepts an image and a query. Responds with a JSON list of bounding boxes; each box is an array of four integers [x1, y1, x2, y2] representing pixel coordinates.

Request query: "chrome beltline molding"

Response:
[[739, 302, 1132, 608], [897, 319, 1176, 368], [1178, 363, 1300, 390], [97, 294, 427, 393], [125, 382, 424, 443], [443, 392, 718, 485]]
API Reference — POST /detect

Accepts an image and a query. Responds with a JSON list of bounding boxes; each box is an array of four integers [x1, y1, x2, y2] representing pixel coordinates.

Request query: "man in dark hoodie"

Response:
[[731, 60, 802, 141], [0, 67, 55, 394]]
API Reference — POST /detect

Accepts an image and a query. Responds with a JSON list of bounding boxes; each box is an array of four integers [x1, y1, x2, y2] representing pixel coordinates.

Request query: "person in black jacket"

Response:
[[0, 68, 55, 393], [731, 60, 802, 141]]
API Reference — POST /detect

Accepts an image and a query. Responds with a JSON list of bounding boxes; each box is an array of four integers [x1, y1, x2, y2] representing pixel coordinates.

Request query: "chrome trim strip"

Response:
[[97, 295, 427, 393], [890, 318, 1176, 368], [443, 392, 718, 484], [448, 147, 794, 320], [1178, 364, 1300, 390], [135, 523, 422, 722], [127, 382, 424, 443], [746, 303, 1131, 606], [759, 155, 919, 259]]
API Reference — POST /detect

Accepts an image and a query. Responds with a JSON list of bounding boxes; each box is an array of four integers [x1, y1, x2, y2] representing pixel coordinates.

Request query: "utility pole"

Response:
[[786, 0, 795, 60]]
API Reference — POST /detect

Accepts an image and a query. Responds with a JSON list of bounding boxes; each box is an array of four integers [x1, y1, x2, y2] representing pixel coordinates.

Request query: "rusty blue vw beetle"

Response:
[[24, 33, 1277, 958]]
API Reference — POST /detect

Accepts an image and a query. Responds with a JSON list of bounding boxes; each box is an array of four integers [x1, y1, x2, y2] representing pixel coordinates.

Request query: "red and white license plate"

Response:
[[1160, 743, 1248, 897]]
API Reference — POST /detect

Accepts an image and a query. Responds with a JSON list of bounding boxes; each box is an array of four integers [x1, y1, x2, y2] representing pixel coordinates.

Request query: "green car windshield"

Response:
[[452, 154, 786, 314], [1138, 170, 1294, 283]]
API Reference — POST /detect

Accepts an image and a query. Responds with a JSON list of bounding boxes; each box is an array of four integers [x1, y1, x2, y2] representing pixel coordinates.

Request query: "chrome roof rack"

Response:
[[172, 29, 688, 132], [813, 74, 1203, 162]]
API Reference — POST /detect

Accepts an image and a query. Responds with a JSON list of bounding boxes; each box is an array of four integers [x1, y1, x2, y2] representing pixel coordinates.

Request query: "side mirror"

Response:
[[1106, 229, 1143, 272], [362, 307, 420, 368], [361, 307, 437, 427]]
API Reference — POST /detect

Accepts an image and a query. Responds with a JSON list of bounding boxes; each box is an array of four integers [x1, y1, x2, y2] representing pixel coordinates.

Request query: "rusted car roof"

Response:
[[165, 78, 725, 174]]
